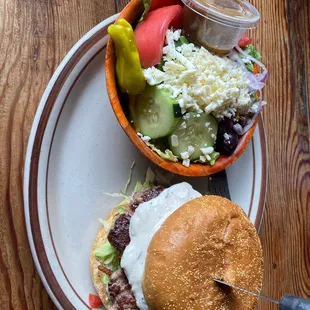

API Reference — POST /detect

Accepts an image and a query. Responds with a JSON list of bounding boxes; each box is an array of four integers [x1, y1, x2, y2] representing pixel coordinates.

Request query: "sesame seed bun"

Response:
[[142, 195, 263, 310]]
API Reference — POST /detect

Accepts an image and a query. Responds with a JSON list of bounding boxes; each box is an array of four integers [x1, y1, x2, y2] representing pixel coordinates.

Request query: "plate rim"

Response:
[[23, 13, 268, 310], [23, 14, 119, 310]]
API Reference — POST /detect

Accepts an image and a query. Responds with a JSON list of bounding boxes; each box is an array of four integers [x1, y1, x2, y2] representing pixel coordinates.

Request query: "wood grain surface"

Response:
[[0, 0, 309, 309]]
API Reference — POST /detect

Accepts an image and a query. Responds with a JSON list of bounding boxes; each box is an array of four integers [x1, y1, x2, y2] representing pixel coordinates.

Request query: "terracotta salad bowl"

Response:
[[105, 0, 267, 177]]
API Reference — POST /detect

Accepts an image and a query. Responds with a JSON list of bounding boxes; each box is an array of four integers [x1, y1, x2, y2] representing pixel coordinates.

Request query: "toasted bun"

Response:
[[90, 199, 130, 308], [142, 195, 263, 310]]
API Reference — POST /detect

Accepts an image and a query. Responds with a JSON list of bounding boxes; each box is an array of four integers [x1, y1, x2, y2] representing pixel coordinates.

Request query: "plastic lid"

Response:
[[181, 0, 260, 29]]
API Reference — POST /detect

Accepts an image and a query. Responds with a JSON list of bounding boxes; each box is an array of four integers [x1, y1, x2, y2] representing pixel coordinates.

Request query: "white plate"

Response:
[[24, 14, 267, 310]]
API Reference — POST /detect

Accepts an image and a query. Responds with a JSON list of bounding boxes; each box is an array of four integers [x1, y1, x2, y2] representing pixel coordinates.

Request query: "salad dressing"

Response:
[[181, 0, 260, 53], [196, 0, 254, 18]]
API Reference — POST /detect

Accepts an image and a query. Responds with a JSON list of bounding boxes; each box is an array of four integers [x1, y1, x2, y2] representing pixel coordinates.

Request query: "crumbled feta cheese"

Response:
[[182, 159, 190, 167], [199, 155, 206, 162], [200, 147, 214, 155], [171, 135, 179, 147], [205, 122, 210, 127], [143, 67, 165, 85], [188, 145, 195, 155], [211, 133, 216, 139], [223, 133, 230, 140], [145, 29, 251, 116], [142, 135, 151, 142], [174, 51, 195, 69], [206, 155, 211, 161], [180, 151, 189, 159], [249, 103, 259, 113], [180, 121, 187, 129], [163, 61, 185, 72]]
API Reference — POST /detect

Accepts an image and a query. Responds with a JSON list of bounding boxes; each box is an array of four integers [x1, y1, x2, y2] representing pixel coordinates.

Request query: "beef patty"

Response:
[[107, 186, 164, 254], [106, 186, 164, 309]]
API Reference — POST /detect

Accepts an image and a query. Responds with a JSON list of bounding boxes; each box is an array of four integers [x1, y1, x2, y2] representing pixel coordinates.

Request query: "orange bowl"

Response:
[[105, 0, 259, 177]]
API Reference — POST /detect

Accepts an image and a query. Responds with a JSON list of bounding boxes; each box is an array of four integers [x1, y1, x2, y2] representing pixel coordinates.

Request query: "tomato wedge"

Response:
[[238, 33, 253, 47], [88, 294, 102, 308], [135, 5, 183, 68], [150, 0, 181, 11]]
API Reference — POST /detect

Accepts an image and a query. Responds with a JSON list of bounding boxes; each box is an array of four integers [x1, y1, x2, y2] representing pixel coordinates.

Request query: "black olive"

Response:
[[218, 117, 234, 130], [216, 126, 239, 155], [239, 116, 247, 127]]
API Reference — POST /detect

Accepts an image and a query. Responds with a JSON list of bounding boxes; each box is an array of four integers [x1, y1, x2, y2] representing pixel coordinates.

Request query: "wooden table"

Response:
[[0, 0, 309, 309]]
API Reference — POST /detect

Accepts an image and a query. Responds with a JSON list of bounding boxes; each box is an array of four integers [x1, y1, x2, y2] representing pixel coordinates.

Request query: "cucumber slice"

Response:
[[168, 113, 218, 160], [131, 86, 180, 139]]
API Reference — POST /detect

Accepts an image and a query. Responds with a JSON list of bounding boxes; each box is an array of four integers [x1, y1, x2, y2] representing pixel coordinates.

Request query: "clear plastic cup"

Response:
[[181, 0, 260, 54]]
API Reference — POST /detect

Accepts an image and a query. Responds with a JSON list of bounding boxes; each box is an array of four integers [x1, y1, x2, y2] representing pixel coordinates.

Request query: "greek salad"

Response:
[[108, 0, 268, 168]]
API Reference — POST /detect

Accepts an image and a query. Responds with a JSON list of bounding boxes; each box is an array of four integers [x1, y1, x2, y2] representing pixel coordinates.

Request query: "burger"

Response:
[[90, 182, 263, 310]]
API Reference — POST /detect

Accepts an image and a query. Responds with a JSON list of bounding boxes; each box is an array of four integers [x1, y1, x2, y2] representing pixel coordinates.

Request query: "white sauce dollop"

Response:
[[121, 182, 201, 310]]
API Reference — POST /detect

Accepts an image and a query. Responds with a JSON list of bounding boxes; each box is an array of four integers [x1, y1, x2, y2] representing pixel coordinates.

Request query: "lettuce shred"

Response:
[[102, 192, 128, 198], [245, 62, 254, 72], [99, 218, 110, 232], [140, 0, 152, 21], [122, 160, 135, 194], [243, 44, 262, 60], [94, 241, 119, 271], [133, 167, 156, 193], [208, 151, 220, 165], [102, 273, 110, 285], [138, 134, 178, 162], [194, 151, 220, 166], [116, 206, 125, 214]]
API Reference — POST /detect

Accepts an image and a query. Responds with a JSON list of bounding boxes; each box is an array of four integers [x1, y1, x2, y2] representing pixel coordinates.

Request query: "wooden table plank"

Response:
[[0, 0, 309, 309], [252, 0, 310, 308], [0, 1, 116, 309]]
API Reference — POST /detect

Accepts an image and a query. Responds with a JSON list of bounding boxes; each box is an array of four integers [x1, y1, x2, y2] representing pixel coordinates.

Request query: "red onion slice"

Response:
[[233, 90, 263, 136], [228, 52, 265, 91], [235, 45, 269, 83]]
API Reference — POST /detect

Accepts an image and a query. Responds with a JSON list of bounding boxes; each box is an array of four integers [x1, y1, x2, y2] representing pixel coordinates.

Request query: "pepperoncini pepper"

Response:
[[108, 18, 146, 95]]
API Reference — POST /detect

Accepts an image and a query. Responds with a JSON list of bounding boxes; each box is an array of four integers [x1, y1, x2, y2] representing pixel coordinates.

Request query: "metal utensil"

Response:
[[214, 279, 310, 309], [206, 170, 231, 199]]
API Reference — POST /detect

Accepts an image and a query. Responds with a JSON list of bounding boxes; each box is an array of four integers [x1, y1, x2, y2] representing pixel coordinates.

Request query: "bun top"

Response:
[[142, 195, 263, 310]]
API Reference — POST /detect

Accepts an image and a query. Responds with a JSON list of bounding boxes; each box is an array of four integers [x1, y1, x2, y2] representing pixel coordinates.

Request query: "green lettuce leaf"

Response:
[[250, 91, 259, 103], [208, 151, 220, 166], [102, 273, 110, 285], [98, 218, 110, 232], [243, 44, 262, 60], [122, 160, 135, 194], [194, 151, 220, 166], [156, 58, 165, 71], [140, 0, 152, 21], [138, 133, 178, 162], [147, 141, 178, 162], [133, 180, 143, 193], [94, 241, 119, 271], [133, 167, 156, 193], [116, 206, 125, 214], [175, 36, 189, 47], [245, 61, 254, 72]]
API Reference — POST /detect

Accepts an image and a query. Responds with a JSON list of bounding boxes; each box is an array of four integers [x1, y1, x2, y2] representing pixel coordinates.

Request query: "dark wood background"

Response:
[[0, 0, 309, 309]]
